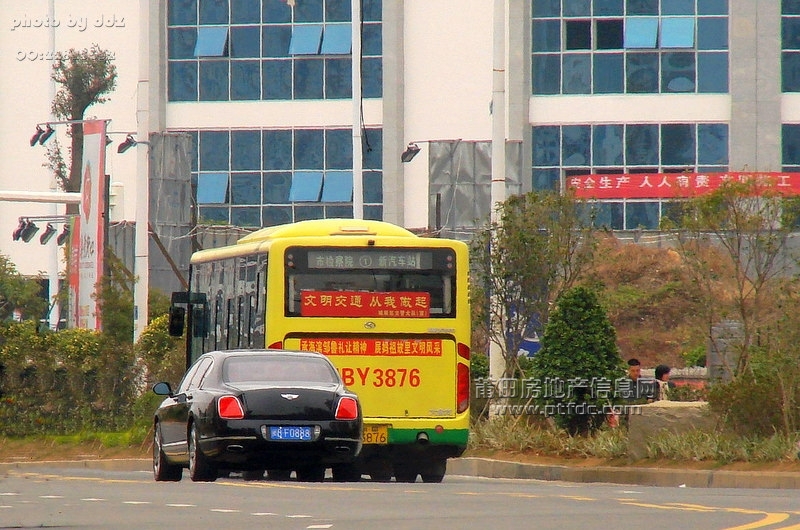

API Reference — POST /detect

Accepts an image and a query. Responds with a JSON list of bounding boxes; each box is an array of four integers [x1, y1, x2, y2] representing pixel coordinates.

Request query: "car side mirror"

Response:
[[153, 381, 174, 396]]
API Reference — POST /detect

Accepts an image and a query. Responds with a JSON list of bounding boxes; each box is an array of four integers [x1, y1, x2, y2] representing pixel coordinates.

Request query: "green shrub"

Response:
[[0, 322, 138, 436], [135, 314, 186, 387], [531, 286, 624, 435]]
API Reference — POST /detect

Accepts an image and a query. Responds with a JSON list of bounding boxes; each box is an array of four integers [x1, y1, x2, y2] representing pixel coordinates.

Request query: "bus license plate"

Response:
[[362, 424, 389, 444], [269, 426, 312, 441]]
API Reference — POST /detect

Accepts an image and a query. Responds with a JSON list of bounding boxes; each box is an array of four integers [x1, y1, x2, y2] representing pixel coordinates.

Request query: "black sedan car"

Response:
[[152, 349, 362, 482]]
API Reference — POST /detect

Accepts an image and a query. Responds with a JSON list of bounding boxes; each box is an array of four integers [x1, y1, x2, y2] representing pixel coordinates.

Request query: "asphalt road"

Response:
[[1, 465, 800, 529]]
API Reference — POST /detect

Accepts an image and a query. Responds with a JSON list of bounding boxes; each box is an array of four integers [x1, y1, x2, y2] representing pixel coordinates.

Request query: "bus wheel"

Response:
[[367, 460, 393, 482], [393, 463, 418, 483], [420, 460, 447, 483]]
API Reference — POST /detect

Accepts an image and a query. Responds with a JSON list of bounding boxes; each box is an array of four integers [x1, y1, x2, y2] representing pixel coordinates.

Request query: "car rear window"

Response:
[[223, 356, 338, 384]]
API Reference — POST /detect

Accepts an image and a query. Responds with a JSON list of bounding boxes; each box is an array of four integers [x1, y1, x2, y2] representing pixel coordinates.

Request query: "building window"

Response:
[[532, 122, 729, 229], [185, 127, 383, 227], [783, 2, 800, 92], [532, 0, 728, 95], [167, 0, 383, 101]]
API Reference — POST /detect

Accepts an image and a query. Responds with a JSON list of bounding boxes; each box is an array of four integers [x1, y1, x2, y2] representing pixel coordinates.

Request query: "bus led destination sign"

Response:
[[307, 250, 432, 270]]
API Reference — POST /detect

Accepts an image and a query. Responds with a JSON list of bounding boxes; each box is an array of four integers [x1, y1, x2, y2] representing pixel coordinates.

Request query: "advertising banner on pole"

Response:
[[69, 120, 107, 330]]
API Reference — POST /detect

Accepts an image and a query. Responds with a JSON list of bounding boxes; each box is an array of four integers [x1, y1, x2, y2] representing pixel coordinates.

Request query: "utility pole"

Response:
[[352, 0, 363, 219], [489, 0, 508, 386]]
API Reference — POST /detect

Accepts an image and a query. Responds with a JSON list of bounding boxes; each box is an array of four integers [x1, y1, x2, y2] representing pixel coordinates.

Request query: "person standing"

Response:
[[654, 364, 675, 401]]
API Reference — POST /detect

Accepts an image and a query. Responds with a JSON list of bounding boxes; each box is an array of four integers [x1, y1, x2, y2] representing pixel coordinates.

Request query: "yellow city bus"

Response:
[[169, 219, 470, 482]]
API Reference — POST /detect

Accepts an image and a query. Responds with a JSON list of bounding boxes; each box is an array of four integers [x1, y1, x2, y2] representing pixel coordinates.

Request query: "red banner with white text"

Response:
[[568, 172, 800, 199]]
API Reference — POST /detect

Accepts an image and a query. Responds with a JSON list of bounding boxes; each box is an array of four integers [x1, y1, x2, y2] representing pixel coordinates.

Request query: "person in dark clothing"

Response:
[[654, 364, 676, 401]]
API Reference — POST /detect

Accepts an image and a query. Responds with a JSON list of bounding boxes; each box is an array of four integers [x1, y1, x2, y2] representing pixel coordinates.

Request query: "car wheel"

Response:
[[331, 463, 361, 482], [296, 465, 325, 482], [188, 423, 217, 482], [153, 424, 182, 482], [242, 469, 265, 481], [420, 459, 447, 483], [266, 469, 292, 481]]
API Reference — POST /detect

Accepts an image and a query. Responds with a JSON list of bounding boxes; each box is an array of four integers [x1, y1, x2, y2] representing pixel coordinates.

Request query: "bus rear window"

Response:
[[285, 247, 456, 318]]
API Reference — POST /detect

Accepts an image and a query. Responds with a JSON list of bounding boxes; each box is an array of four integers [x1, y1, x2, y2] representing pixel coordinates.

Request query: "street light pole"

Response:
[[132, 0, 152, 343], [47, 0, 60, 329], [489, 0, 508, 385], [352, 0, 363, 219]]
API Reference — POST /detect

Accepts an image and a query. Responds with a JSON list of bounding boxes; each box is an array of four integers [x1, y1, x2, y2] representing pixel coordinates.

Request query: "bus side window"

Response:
[[193, 306, 209, 338]]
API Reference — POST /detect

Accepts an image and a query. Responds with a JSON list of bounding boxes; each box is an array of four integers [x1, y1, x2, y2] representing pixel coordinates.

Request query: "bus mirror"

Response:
[[168, 306, 186, 337], [192, 306, 209, 338]]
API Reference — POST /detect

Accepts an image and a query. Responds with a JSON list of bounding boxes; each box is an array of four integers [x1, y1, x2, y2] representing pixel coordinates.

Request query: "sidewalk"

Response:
[[447, 457, 800, 489], [2, 457, 799, 489]]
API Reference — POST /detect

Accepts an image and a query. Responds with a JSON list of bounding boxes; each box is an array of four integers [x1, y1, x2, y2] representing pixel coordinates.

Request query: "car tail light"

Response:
[[457, 342, 470, 360], [335, 396, 359, 420], [457, 363, 470, 414], [218, 395, 245, 419]]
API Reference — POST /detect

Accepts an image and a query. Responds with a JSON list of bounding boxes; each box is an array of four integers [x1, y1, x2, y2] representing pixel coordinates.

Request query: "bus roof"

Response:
[[236, 219, 417, 244]]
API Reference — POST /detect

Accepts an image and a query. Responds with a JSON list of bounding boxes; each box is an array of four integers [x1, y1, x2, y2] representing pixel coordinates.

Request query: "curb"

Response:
[[3, 457, 798, 489], [0, 458, 151, 473], [447, 457, 800, 489]]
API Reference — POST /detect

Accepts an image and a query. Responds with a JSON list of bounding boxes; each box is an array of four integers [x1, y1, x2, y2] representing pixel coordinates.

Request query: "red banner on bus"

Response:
[[568, 172, 800, 199], [299, 338, 443, 356], [300, 290, 431, 317]]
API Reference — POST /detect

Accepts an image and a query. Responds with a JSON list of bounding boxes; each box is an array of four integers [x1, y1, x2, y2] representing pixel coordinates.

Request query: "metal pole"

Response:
[[47, 0, 60, 330], [132, 0, 150, 342], [352, 0, 363, 219], [489, 0, 507, 385]]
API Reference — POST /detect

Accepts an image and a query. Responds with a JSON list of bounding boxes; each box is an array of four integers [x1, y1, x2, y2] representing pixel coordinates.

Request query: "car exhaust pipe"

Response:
[[226, 445, 245, 453], [416, 432, 429, 444], [335, 446, 351, 454]]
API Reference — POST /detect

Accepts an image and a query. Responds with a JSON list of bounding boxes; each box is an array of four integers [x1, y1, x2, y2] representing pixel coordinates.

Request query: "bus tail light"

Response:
[[335, 396, 359, 420], [268, 341, 283, 349], [457, 342, 470, 360], [457, 363, 470, 414], [218, 395, 245, 419]]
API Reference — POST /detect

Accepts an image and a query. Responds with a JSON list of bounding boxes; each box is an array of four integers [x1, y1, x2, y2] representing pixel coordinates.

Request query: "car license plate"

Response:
[[362, 424, 389, 444], [269, 426, 313, 441]]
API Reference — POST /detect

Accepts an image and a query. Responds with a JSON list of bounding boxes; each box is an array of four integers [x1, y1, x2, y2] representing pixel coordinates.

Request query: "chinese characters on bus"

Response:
[[301, 290, 431, 317], [298, 338, 443, 357]]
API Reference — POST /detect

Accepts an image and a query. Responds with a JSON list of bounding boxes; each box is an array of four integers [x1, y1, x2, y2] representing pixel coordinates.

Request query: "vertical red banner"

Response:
[[71, 120, 107, 330]]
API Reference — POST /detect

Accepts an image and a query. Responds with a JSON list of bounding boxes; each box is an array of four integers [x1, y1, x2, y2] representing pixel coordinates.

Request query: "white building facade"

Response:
[[2, 1, 800, 329]]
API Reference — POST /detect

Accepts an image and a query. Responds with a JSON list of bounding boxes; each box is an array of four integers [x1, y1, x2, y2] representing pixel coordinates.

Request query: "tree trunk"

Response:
[[66, 122, 84, 216]]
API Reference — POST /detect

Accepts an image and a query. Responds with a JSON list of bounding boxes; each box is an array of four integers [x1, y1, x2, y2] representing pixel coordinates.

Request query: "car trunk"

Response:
[[232, 384, 340, 421]]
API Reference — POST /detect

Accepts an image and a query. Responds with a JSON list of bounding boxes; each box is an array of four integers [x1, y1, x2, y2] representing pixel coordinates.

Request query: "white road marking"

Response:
[[166, 503, 195, 507], [252, 512, 278, 516], [40, 495, 64, 499], [210, 508, 240, 513], [81, 498, 105, 501], [307, 525, 333, 529], [287, 514, 313, 518], [123, 501, 151, 505], [0, 493, 19, 496]]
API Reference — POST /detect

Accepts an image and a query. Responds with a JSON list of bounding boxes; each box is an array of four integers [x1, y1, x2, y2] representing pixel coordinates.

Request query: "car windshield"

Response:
[[222, 355, 338, 384]]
